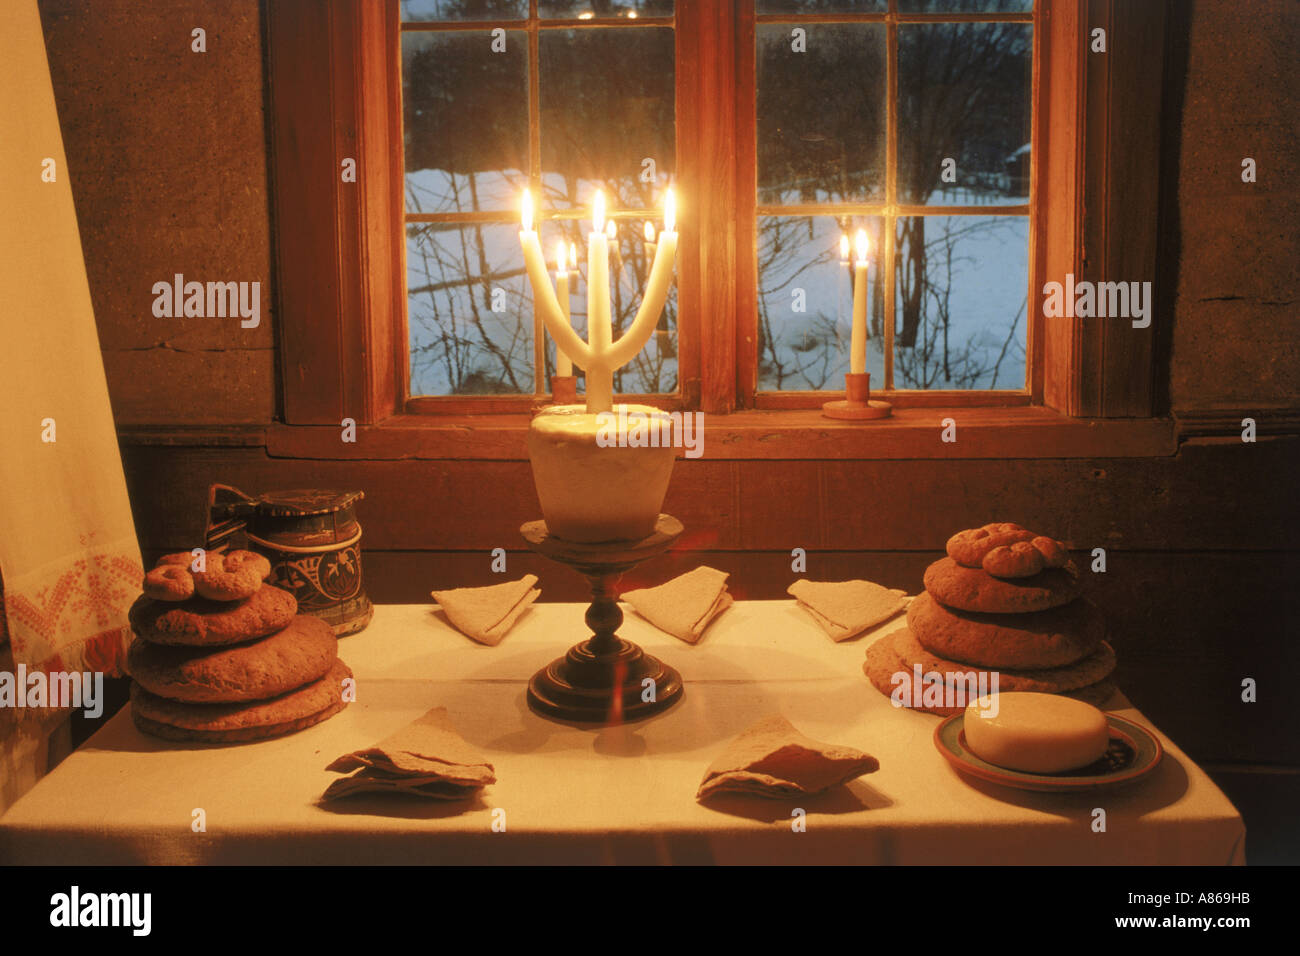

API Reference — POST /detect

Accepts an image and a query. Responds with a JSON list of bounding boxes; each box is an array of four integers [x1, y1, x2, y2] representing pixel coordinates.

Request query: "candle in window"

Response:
[[554, 239, 573, 377], [850, 229, 869, 376], [644, 222, 657, 281]]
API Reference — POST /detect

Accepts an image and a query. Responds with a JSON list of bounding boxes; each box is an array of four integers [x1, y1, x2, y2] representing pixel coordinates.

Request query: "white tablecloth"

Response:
[[0, 601, 1245, 865]]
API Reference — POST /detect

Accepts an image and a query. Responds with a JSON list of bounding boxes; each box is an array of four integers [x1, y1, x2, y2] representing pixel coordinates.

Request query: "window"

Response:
[[399, 1, 678, 403], [266, 0, 1165, 427], [750, 1, 1033, 397]]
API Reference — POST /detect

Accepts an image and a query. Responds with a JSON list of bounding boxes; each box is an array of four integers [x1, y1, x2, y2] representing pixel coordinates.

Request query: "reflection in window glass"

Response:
[[539, 28, 674, 210], [757, 24, 886, 204], [893, 216, 1027, 390], [758, 216, 887, 391], [402, 32, 528, 213], [400, 0, 527, 20], [898, 23, 1032, 206], [407, 223, 534, 395]]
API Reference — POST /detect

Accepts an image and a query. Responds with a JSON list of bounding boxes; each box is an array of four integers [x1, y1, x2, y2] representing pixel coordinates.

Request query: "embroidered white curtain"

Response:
[[0, 0, 143, 814]]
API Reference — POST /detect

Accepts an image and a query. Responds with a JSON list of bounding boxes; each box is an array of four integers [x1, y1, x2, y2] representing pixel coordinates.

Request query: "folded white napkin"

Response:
[[622, 566, 733, 644], [432, 574, 540, 646], [788, 578, 908, 642]]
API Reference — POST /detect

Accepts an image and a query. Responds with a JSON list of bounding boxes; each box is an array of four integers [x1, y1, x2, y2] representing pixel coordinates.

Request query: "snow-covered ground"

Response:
[[405, 170, 1027, 395]]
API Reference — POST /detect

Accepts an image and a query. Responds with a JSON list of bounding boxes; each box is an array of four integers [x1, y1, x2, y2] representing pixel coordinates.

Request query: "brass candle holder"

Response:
[[822, 371, 892, 420], [521, 514, 685, 724]]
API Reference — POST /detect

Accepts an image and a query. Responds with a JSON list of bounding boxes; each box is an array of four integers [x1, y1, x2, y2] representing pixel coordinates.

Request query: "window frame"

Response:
[[266, 0, 1163, 427], [739, 2, 1039, 410], [397, 4, 694, 413]]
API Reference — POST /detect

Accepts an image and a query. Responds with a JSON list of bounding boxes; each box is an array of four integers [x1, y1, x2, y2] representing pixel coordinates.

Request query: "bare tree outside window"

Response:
[[757, 0, 1032, 392], [402, 1, 676, 398]]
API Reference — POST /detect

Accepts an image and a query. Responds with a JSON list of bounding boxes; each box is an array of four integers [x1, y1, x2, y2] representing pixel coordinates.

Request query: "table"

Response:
[[0, 602, 1246, 865]]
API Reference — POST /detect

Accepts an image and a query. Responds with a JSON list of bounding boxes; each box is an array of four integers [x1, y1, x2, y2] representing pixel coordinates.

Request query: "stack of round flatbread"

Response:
[[864, 523, 1118, 716], [127, 550, 352, 742]]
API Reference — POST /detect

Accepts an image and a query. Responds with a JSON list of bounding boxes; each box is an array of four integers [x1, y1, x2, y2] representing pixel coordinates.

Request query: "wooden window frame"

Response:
[[267, 0, 1164, 429], [397, 4, 696, 415], [739, 2, 1037, 411]]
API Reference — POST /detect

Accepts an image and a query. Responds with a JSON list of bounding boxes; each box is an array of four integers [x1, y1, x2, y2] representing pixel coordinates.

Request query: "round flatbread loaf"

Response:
[[891, 627, 1115, 693], [924, 557, 1081, 614], [128, 614, 337, 703], [131, 659, 352, 743], [907, 591, 1105, 669], [129, 585, 298, 647], [863, 634, 1117, 716]]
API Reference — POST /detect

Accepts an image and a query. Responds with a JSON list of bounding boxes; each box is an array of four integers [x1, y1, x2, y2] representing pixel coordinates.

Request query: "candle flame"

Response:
[[569, 242, 577, 269], [855, 228, 869, 264], [592, 190, 606, 235], [644, 221, 656, 242], [606, 219, 616, 239], [520, 189, 533, 233], [839, 233, 850, 261], [554, 239, 567, 276], [664, 188, 676, 233]]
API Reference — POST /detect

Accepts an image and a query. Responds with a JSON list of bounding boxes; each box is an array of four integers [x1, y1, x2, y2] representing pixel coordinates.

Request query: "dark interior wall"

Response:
[[38, 0, 275, 423], [34, 0, 1300, 858], [1171, 0, 1298, 410]]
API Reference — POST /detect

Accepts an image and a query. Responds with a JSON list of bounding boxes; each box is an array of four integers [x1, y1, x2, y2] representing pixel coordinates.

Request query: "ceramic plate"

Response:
[[934, 712, 1163, 793]]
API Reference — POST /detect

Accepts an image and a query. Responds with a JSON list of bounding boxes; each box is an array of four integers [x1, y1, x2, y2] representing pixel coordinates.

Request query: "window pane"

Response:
[[897, 23, 1032, 206], [400, 0, 527, 20], [539, 28, 674, 211], [893, 215, 1027, 390], [898, 0, 1031, 13], [757, 1, 885, 12], [758, 216, 886, 391], [540, 220, 678, 393], [540, 0, 674, 16], [403, 32, 528, 213], [407, 223, 534, 395], [757, 24, 886, 204]]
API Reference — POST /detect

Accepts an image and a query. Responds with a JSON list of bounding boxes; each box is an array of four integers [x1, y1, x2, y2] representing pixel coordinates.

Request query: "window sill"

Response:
[[111, 406, 1180, 461]]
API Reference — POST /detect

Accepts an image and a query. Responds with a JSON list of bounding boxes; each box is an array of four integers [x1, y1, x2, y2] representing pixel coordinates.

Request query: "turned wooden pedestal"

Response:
[[521, 514, 685, 724], [822, 371, 892, 420]]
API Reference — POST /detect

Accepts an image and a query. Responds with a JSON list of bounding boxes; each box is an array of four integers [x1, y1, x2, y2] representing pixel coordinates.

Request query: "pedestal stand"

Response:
[[522, 514, 684, 724], [822, 371, 892, 420]]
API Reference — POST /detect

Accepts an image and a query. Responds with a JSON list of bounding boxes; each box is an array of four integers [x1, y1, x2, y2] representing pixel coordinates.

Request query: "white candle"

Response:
[[608, 187, 676, 367], [554, 239, 573, 378], [587, 190, 613, 412], [850, 228, 869, 376], [518, 187, 677, 415], [644, 221, 657, 281]]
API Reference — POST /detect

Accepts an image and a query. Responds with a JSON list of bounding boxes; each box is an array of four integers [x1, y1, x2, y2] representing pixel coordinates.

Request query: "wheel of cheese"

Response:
[[963, 691, 1110, 773]]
